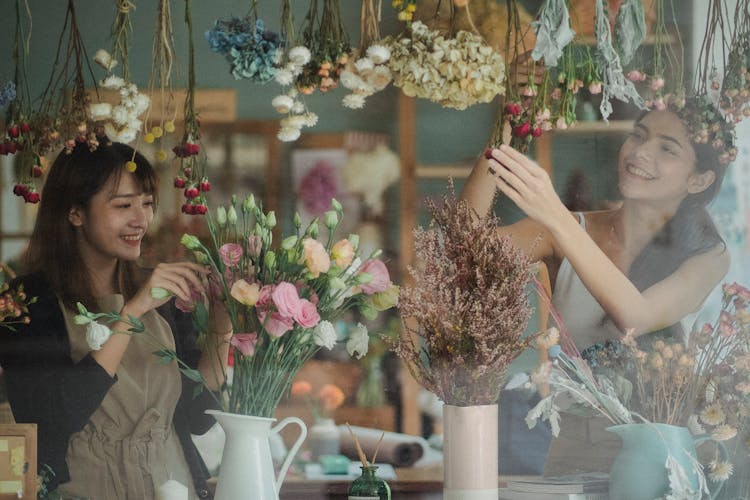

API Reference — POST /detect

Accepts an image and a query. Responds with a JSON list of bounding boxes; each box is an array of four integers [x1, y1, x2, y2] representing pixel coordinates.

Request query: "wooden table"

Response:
[[274, 467, 528, 499]]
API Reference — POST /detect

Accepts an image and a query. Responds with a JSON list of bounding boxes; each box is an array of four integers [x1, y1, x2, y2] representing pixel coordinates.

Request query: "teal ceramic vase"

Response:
[[607, 423, 726, 500]]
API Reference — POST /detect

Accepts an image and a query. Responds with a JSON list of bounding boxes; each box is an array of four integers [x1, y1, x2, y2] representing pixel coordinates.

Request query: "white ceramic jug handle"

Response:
[[271, 416, 307, 490]]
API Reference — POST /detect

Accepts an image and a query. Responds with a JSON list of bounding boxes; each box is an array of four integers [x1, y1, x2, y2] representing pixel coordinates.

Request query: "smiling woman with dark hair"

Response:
[[0, 140, 232, 498], [462, 102, 733, 475]]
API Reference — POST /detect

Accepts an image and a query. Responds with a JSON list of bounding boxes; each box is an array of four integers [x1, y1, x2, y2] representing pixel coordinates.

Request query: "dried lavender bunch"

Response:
[[392, 184, 535, 406]]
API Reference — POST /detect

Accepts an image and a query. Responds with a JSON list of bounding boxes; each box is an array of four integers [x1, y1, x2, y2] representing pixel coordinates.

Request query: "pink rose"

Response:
[[231, 333, 258, 356], [302, 238, 330, 277], [219, 243, 243, 267], [331, 239, 355, 268], [357, 259, 390, 295], [258, 310, 294, 337], [230, 279, 260, 306], [294, 299, 320, 328], [272, 282, 302, 318]]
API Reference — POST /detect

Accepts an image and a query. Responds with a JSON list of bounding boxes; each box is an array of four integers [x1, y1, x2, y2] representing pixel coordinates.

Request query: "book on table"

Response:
[[499, 488, 609, 500], [505, 472, 610, 494]]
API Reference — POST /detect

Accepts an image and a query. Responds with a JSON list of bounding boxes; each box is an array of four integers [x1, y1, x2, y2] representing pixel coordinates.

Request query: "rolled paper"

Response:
[[338, 425, 425, 468], [155, 479, 188, 500]]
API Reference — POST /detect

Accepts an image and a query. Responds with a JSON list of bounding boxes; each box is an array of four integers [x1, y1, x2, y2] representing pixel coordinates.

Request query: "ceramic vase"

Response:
[[443, 404, 499, 500], [608, 422, 727, 500], [207, 410, 307, 500], [308, 417, 341, 461]]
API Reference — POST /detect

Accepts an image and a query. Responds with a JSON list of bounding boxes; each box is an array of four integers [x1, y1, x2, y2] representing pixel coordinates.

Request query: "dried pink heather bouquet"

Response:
[[391, 184, 535, 406]]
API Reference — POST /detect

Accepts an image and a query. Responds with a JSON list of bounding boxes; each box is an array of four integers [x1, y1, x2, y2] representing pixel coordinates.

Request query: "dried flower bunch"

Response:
[[296, 0, 351, 95], [385, 21, 506, 110], [391, 184, 535, 406], [0, 264, 35, 331], [204, 3, 281, 83], [339, 0, 392, 110]]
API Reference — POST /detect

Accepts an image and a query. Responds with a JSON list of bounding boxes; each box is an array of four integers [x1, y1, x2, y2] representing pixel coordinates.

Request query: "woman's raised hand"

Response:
[[485, 145, 568, 228], [122, 262, 209, 319]]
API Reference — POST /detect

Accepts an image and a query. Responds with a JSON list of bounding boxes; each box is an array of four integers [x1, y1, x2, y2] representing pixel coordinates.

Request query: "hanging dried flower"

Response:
[[385, 21, 506, 110]]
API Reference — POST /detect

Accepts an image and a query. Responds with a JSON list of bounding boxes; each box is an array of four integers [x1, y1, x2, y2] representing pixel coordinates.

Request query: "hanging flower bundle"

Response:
[[2, 0, 42, 203], [86, 1, 150, 159], [270, 0, 319, 142], [204, 0, 281, 83], [714, 0, 750, 123], [339, 0, 392, 110], [385, 0, 506, 111], [144, 0, 180, 163], [296, 0, 351, 95], [174, 0, 210, 215]]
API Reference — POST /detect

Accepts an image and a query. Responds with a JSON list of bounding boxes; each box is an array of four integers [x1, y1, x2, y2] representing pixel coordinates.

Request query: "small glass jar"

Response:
[[347, 465, 391, 500]]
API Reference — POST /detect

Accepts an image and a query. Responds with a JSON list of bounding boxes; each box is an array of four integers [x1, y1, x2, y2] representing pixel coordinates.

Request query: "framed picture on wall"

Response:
[[290, 147, 362, 238], [0, 424, 36, 499]]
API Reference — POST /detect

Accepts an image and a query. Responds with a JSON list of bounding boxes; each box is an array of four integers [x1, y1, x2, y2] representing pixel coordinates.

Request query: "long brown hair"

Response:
[[24, 141, 159, 310]]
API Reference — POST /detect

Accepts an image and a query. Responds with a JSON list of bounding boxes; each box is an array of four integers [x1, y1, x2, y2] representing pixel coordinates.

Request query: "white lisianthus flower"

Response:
[[94, 49, 118, 71], [346, 322, 369, 359], [277, 126, 301, 142], [271, 95, 294, 114], [101, 75, 125, 90], [282, 115, 307, 129], [88, 102, 112, 121], [288, 46, 311, 66], [86, 321, 112, 351], [366, 44, 391, 64], [343, 94, 366, 109], [274, 68, 294, 86], [313, 320, 337, 350], [369, 66, 392, 90]]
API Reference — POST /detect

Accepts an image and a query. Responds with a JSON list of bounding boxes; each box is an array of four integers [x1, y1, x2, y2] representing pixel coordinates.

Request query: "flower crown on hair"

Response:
[[657, 93, 738, 166]]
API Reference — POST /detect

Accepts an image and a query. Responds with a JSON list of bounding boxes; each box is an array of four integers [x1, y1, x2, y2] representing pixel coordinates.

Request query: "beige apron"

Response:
[[57, 295, 196, 500]]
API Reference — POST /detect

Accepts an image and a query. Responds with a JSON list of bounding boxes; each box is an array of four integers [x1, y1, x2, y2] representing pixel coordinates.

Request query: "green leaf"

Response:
[[153, 348, 177, 364], [192, 383, 205, 400], [150, 287, 172, 300], [127, 315, 145, 333], [192, 302, 209, 333], [181, 367, 205, 383]]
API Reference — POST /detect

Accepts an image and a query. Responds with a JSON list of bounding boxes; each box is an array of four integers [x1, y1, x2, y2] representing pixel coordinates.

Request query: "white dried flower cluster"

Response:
[[385, 21, 506, 110], [272, 88, 319, 142], [340, 45, 392, 109], [272, 46, 318, 142], [87, 50, 150, 144], [273, 45, 311, 86]]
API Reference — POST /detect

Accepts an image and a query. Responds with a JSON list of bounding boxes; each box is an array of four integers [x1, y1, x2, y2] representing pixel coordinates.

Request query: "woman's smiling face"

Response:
[[617, 110, 704, 208], [69, 171, 155, 269]]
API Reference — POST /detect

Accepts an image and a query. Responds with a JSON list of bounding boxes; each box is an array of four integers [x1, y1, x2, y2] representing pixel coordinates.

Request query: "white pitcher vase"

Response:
[[207, 410, 307, 500]]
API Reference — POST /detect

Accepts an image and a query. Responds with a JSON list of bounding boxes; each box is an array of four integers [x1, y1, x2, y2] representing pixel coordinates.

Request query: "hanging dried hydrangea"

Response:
[[385, 21, 506, 110]]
